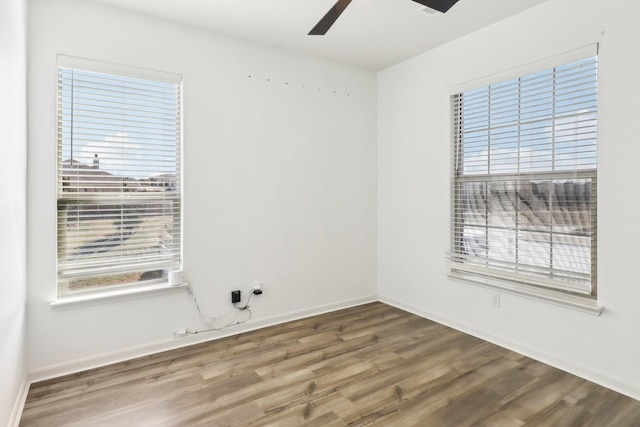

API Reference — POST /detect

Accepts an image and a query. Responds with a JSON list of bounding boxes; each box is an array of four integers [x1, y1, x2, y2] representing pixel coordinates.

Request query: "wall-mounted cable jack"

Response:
[[173, 328, 188, 338]]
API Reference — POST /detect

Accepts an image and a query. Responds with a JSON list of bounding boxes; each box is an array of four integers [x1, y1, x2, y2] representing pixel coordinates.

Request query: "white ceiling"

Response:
[[87, 0, 548, 70]]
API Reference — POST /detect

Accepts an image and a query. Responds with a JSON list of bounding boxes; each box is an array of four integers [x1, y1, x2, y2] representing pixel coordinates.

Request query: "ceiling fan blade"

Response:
[[308, 0, 353, 35], [411, 0, 460, 13]]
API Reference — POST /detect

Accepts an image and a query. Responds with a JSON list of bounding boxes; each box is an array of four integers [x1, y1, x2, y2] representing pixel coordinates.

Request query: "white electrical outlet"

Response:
[[252, 281, 263, 294], [173, 328, 188, 338], [490, 292, 501, 308]]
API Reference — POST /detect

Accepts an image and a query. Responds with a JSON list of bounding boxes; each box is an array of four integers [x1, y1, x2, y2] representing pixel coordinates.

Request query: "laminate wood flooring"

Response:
[[20, 302, 640, 426]]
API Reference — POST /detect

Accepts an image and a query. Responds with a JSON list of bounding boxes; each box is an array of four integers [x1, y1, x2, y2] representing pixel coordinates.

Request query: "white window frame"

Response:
[[55, 56, 183, 299], [447, 46, 601, 314]]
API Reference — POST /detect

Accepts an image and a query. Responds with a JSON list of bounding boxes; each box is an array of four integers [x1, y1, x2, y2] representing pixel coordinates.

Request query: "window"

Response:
[[448, 53, 597, 302], [57, 57, 182, 297]]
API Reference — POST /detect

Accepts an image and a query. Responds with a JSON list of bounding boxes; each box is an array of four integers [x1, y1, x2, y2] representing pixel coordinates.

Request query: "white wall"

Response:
[[27, 0, 377, 377], [378, 0, 640, 399], [0, 0, 28, 424]]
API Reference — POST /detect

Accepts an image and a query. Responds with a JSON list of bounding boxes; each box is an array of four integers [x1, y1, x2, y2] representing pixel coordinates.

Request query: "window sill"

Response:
[[447, 270, 603, 316], [50, 281, 189, 310]]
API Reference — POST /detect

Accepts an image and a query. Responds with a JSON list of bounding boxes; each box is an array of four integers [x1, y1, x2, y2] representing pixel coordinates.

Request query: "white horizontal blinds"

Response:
[[57, 65, 181, 280], [449, 56, 597, 295]]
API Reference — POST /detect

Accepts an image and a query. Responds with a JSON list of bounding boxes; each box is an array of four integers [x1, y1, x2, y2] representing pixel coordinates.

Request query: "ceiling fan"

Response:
[[309, 0, 460, 35]]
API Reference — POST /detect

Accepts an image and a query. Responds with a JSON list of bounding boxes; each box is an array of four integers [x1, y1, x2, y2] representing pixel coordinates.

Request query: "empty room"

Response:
[[3, 0, 640, 425]]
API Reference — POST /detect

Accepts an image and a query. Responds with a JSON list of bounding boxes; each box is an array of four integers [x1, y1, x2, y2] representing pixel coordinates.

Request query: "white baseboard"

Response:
[[29, 294, 378, 383], [379, 294, 640, 402], [9, 374, 29, 427]]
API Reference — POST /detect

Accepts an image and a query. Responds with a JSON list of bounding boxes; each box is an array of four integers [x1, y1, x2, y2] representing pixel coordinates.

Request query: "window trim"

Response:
[[55, 55, 183, 299], [447, 46, 600, 311], [50, 281, 189, 310], [447, 270, 603, 315]]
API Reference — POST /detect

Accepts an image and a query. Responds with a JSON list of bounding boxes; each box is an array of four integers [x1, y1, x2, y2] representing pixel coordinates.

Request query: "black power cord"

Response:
[[185, 283, 256, 335]]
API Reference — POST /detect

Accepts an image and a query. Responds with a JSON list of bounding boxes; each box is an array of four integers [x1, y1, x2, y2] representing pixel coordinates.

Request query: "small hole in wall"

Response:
[[244, 73, 353, 97]]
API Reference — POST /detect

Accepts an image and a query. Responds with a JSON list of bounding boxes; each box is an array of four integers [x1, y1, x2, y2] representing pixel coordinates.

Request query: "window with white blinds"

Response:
[[56, 57, 182, 296], [448, 55, 597, 298]]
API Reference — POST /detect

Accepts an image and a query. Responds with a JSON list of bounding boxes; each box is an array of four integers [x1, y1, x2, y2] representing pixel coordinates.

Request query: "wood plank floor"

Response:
[[20, 302, 640, 426]]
